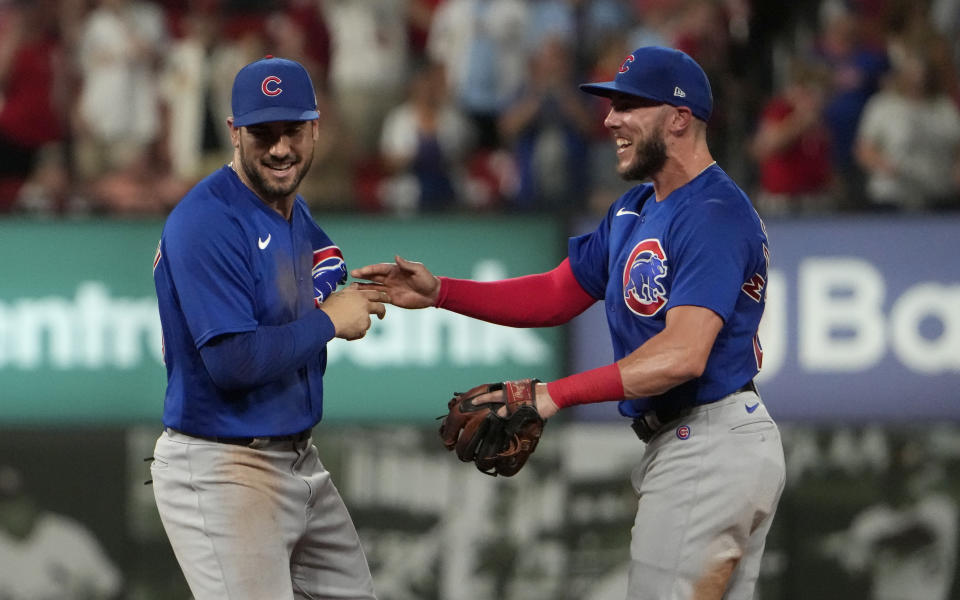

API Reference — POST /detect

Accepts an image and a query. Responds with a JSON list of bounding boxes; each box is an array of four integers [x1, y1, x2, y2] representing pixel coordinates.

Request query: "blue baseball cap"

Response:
[[579, 46, 713, 121], [231, 56, 319, 127]]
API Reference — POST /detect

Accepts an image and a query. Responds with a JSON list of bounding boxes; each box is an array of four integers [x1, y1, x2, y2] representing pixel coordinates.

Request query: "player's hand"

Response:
[[350, 255, 440, 309], [534, 382, 560, 419], [482, 382, 559, 419], [320, 283, 388, 340]]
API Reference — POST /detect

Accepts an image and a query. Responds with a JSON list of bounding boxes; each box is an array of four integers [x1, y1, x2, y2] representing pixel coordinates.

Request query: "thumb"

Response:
[[395, 255, 418, 273]]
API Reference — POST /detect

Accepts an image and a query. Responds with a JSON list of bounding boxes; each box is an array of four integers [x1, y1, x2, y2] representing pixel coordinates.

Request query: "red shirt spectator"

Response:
[[0, 36, 64, 149], [755, 95, 832, 195]]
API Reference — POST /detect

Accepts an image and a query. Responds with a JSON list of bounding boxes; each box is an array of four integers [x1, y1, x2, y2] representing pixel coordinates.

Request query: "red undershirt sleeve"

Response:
[[433, 258, 597, 327], [435, 259, 623, 408]]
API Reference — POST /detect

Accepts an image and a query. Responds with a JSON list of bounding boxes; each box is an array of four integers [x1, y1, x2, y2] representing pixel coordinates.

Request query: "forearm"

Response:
[[545, 310, 714, 410], [544, 345, 698, 410], [616, 335, 704, 398], [435, 258, 596, 327], [199, 309, 336, 390]]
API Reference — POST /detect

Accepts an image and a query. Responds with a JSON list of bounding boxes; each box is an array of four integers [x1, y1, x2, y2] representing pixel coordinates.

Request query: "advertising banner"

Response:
[[569, 215, 960, 422], [0, 217, 565, 425]]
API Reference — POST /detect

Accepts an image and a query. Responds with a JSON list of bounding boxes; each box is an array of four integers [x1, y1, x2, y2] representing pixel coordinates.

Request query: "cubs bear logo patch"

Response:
[[312, 245, 346, 306], [623, 238, 668, 317]]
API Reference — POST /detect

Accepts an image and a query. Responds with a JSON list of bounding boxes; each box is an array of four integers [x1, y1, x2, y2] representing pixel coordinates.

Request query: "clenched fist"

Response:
[[320, 283, 389, 340]]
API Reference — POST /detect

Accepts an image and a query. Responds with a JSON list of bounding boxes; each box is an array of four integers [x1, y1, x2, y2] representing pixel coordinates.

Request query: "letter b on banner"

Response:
[[799, 258, 885, 371]]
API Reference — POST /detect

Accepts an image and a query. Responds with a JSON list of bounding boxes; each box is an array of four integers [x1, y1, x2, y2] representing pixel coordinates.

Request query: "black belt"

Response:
[[631, 380, 757, 443], [166, 427, 312, 447]]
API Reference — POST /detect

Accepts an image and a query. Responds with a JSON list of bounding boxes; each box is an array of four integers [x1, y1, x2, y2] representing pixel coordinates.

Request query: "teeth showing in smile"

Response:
[[616, 139, 631, 149]]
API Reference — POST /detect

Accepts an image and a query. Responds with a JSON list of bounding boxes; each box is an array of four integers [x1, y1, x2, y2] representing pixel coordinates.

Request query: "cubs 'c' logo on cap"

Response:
[[312, 245, 346, 306], [618, 54, 635, 74], [623, 238, 668, 317], [261, 76, 282, 96]]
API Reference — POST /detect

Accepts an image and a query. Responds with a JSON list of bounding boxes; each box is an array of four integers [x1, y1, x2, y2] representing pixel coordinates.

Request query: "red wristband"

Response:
[[547, 363, 625, 409]]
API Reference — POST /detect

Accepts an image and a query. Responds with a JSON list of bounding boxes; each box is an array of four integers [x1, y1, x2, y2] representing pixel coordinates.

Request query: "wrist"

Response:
[[433, 276, 448, 307], [547, 363, 625, 409], [429, 276, 442, 306], [534, 382, 559, 419]]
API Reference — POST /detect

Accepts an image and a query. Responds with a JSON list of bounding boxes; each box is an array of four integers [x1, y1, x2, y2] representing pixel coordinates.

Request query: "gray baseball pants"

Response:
[[151, 429, 376, 600], [627, 389, 786, 599]]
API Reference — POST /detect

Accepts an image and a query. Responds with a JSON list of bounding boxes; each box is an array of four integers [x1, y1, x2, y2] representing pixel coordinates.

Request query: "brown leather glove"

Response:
[[438, 379, 545, 477]]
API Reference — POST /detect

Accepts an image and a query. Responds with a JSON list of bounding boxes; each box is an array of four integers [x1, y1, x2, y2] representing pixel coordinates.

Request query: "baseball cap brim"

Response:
[[233, 107, 319, 128], [579, 80, 710, 121], [579, 81, 637, 98]]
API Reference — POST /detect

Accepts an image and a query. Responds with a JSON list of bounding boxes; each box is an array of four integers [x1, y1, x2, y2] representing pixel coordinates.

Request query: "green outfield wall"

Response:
[[0, 216, 566, 426]]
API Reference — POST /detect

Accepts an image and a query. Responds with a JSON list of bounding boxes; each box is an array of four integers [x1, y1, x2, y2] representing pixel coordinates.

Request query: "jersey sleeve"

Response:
[[567, 206, 614, 299], [163, 202, 258, 347], [305, 204, 347, 305], [666, 198, 756, 322]]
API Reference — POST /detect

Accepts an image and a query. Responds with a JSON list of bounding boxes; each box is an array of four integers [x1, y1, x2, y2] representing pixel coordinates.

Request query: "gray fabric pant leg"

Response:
[[151, 430, 376, 600], [627, 391, 786, 600]]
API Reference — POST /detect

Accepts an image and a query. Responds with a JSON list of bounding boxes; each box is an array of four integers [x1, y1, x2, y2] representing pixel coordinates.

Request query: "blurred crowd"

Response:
[[0, 0, 959, 219]]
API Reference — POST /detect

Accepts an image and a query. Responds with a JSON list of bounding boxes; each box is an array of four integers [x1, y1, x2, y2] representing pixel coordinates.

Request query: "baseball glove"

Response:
[[438, 378, 545, 477]]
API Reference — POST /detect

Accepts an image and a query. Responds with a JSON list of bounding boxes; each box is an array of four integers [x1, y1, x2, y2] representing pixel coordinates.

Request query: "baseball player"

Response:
[[353, 46, 785, 599], [151, 56, 386, 600]]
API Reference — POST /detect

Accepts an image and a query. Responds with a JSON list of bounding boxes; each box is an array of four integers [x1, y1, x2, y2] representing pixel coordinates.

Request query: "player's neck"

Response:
[[651, 148, 715, 202]]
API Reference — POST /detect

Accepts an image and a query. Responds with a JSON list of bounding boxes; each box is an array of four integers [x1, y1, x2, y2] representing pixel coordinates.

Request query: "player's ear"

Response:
[[670, 106, 694, 132], [311, 118, 320, 141], [227, 117, 240, 147]]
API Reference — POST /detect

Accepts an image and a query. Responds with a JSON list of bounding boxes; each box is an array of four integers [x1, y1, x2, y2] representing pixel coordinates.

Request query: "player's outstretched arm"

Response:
[[351, 255, 440, 309], [320, 284, 389, 340]]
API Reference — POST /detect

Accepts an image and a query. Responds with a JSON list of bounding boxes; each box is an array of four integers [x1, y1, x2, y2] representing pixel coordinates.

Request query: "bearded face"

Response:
[[234, 120, 317, 202]]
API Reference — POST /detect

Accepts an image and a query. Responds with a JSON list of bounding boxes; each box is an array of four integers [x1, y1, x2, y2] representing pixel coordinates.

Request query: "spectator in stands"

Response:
[[498, 36, 593, 211], [571, 0, 633, 77], [672, 0, 740, 172], [627, 0, 675, 50], [160, 6, 248, 184], [427, 0, 529, 150], [324, 0, 411, 162], [74, 0, 168, 185], [0, 0, 69, 213], [281, 0, 333, 88], [378, 60, 476, 213], [408, 0, 445, 61], [526, 0, 576, 51], [262, 5, 349, 211], [883, 0, 959, 105], [812, 4, 890, 210], [855, 47, 960, 211], [749, 59, 835, 216], [582, 34, 634, 215]]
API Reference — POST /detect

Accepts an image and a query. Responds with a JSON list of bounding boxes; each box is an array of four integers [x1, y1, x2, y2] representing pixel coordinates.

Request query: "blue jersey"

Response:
[[153, 166, 347, 437], [568, 164, 768, 417]]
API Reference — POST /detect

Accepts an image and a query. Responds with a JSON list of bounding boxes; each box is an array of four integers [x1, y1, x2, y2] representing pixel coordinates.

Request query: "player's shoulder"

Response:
[[293, 196, 326, 232], [607, 183, 655, 217], [688, 165, 753, 214], [675, 165, 760, 230], [164, 167, 242, 236]]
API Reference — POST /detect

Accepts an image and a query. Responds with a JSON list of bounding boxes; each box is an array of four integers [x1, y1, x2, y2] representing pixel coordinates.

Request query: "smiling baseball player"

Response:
[[354, 46, 785, 599], [151, 56, 385, 600]]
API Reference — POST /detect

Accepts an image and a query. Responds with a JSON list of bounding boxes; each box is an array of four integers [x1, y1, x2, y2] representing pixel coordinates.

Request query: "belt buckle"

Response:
[[247, 437, 270, 449]]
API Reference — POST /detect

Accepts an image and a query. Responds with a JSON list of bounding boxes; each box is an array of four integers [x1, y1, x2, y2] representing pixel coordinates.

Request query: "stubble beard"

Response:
[[239, 146, 313, 201], [620, 131, 668, 182]]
